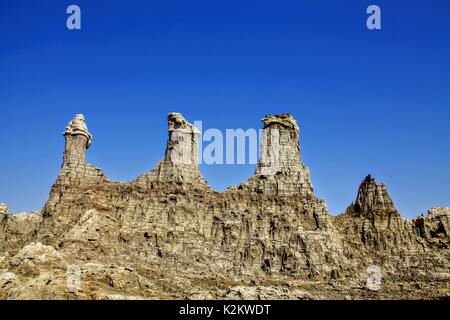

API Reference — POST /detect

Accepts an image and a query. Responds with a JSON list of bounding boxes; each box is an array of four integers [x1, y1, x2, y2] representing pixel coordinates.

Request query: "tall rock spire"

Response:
[[136, 113, 206, 185], [55, 114, 105, 188], [63, 114, 92, 166], [256, 114, 301, 176], [165, 112, 201, 169], [241, 113, 314, 197]]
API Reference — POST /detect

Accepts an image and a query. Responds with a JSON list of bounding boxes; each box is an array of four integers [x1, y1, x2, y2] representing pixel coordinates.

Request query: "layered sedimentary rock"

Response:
[[414, 207, 450, 247], [0, 113, 449, 300], [0, 204, 42, 252]]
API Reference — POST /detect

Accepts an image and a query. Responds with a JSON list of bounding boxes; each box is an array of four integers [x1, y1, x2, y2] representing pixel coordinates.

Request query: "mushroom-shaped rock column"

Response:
[[63, 114, 92, 167]]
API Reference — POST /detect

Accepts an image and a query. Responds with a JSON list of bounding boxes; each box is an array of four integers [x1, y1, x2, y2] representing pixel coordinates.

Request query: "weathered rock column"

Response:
[[63, 114, 92, 167], [243, 114, 314, 197], [136, 112, 207, 185], [54, 113, 105, 187], [165, 112, 201, 169], [257, 114, 302, 176]]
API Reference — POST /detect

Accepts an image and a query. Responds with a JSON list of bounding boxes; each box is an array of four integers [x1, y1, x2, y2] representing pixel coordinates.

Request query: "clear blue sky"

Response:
[[1, 0, 449, 217]]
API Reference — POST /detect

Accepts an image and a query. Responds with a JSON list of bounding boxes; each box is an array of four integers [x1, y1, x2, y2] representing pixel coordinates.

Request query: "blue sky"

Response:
[[0, 0, 449, 217]]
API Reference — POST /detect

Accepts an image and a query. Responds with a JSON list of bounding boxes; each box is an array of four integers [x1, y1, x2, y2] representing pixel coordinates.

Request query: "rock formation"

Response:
[[414, 207, 450, 247], [0, 113, 449, 300], [237, 114, 314, 197], [135, 113, 206, 185], [63, 114, 92, 165]]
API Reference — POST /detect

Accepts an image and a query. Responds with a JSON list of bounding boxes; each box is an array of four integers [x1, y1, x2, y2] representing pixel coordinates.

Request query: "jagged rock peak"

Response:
[[64, 114, 92, 149], [351, 175, 398, 217]]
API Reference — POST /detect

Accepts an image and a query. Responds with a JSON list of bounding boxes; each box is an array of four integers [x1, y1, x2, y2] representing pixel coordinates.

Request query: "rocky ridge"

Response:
[[0, 113, 449, 300]]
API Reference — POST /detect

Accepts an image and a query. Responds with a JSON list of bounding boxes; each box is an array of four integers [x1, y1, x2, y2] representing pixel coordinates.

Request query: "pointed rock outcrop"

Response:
[[336, 175, 418, 251], [349, 174, 399, 219]]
